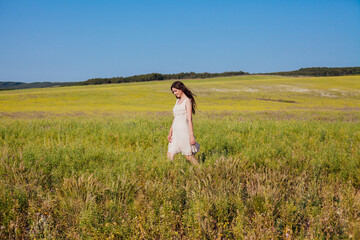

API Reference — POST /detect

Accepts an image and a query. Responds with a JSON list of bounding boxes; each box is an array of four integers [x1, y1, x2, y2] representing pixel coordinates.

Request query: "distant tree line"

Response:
[[80, 67, 360, 86], [77, 71, 249, 85], [262, 67, 360, 77]]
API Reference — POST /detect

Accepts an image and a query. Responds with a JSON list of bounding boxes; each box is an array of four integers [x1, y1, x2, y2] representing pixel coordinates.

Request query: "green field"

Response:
[[1, 75, 360, 239], [1, 75, 359, 113]]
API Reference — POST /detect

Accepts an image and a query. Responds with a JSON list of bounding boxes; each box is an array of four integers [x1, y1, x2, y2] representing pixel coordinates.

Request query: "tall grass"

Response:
[[1, 112, 359, 239]]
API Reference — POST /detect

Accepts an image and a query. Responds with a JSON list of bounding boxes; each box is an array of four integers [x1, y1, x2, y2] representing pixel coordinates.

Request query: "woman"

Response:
[[167, 81, 200, 165]]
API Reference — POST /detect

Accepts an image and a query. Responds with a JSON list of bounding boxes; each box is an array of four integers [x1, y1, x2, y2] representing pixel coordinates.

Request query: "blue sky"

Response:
[[0, 0, 359, 83]]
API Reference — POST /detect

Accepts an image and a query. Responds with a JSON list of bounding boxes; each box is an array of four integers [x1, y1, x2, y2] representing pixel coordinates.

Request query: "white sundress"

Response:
[[168, 98, 200, 156]]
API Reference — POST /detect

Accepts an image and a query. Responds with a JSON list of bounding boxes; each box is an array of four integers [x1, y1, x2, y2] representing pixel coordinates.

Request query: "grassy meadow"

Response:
[[1, 75, 360, 113], [1, 75, 360, 239]]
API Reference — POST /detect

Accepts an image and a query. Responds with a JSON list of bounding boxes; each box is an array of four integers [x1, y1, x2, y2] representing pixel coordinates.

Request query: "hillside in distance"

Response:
[[0, 81, 71, 90], [1, 75, 359, 114], [0, 71, 248, 90], [1, 67, 359, 90]]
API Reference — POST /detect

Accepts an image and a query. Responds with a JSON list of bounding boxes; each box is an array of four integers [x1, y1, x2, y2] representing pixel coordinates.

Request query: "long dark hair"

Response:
[[171, 81, 197, 114]]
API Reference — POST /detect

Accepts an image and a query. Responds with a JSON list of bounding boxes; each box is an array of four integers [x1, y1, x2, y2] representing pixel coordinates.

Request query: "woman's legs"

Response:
[[168, 152, 199, 165], [185, 155, 199, 165], [167, 152, 175, 161]]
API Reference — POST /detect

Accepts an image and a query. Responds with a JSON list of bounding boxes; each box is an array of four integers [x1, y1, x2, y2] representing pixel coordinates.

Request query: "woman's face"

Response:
[[172, 88, 183, 98]]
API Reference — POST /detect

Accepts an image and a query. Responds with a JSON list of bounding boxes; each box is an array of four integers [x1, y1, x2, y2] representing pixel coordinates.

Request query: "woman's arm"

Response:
[[168, 118, 174, 142], [186, 99, 196, 145]]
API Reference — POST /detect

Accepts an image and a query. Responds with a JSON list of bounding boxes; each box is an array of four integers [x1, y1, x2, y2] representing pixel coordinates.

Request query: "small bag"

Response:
[[191, 142, 200, 155]]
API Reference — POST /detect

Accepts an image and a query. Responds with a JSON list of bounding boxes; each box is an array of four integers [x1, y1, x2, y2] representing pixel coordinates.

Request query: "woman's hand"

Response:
[[190, 135, 196, 145], [168, 133, 172, 142]]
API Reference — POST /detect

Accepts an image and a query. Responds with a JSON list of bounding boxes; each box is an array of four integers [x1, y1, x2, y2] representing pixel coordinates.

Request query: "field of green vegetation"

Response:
[[1, 75, 360, 114], [1, 75, 360, 239]]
